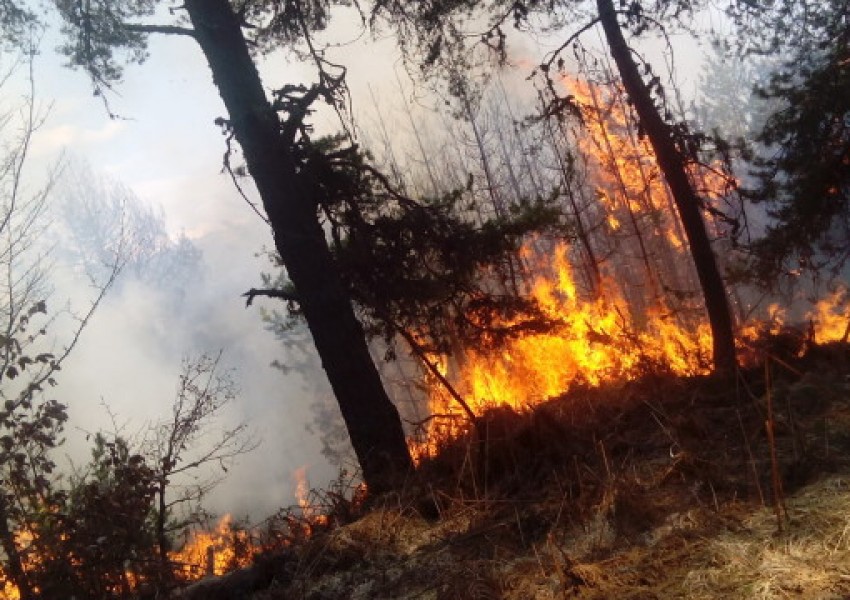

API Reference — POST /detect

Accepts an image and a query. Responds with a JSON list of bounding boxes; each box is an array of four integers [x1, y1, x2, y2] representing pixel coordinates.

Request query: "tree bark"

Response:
[[183, 0, 412, 491], [596, 0, 737, 373]]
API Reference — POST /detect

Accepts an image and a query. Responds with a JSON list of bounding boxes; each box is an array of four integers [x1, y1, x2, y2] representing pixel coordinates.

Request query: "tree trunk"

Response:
[[183, 0, 412, 491], [0, 496, 32, 600], [156, 478, 171, 582], [596, 0, 737, 373]]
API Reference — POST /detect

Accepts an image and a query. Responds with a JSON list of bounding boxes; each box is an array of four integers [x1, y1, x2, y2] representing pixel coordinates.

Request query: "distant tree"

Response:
[[58, 159, 204, 299], [694, 45, 761, 143], [728, 0, 850, 286]]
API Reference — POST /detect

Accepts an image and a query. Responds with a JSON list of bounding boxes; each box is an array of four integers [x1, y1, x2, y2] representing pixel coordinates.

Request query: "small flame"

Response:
[[293, 466, 329, 530], [806, 288, 850, 343], [170, 514, 255, 578], [294, 466, 311, 516]]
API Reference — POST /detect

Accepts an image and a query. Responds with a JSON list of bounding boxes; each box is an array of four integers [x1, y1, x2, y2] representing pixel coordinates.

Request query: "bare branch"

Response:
[[122, 23, 197, 38], [242, 287, 299, 306]]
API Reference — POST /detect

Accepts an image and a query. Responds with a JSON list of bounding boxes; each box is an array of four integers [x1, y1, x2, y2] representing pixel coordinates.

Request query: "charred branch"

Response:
[[122, 23, 197, 38], [242, 288, 300, 307]]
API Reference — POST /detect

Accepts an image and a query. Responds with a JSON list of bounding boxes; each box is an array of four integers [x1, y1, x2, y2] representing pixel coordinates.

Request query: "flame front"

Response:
[[410, 74, 850, 459], [806, 288, 850, 343], [170, 514, 255, 579], [411, 75, 719, 458], [414, 238, 713, 459]]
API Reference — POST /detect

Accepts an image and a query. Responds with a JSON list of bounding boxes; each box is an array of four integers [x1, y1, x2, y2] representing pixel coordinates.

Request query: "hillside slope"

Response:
[[181, 343, 850, 599]]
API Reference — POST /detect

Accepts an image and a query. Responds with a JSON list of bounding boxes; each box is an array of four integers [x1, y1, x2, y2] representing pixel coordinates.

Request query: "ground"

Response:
[[178, 341, 850, 599]]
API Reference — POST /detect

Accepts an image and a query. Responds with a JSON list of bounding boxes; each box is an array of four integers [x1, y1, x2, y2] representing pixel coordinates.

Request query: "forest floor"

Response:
[[177, 341, 850, 599]]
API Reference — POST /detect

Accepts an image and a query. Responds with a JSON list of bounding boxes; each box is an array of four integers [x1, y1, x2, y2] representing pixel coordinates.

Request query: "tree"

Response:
[[58, 159, 204, 296], [593, 0, 736, 372], [371, 0, 739, 373], [727, 0, 850, 286], [0, 47, 122, 599], [250, 135, 563, 430], [1, 352, 254, 598], [47, 0, 414, 492], [40, 434, 158, 598], [146, 352, 255, 582]]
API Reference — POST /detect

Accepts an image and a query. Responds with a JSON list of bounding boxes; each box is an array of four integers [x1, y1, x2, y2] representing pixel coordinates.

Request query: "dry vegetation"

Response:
[[181, 340, 850, 599]]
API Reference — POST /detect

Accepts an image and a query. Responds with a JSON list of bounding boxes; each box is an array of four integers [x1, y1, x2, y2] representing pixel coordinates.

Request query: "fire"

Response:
[[806, 288, 850, 343], [1, 527, 45, 599], [409, 74, 850, 459], [414, 239, 712, 456], [293, 466, 329, 530], [294, 466, 311, 516], [170, 514, 255, 578], [409, 75, 720, 458], [736, 289, 850, 354], [569, 76, 690, 255], [3, 577, 20, 600], [1, 471, 337, 595]]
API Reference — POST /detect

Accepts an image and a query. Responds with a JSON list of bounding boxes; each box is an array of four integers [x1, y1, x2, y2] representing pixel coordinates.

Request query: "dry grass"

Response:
[[219, 342, 850, 599], [684, 476, 850, 599]]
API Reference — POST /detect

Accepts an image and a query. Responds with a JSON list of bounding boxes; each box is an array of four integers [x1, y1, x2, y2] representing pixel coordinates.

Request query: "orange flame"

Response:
[[410, 239, 713, 461], [806, 288, 850, 343], [2, 574, 21, 600], [293, 466, 329, 530], [409, 75, 721, 458], [170, 514, 255, 578], [569, 76, 690, 254], [294, 466, 311, 515], [409, 75, 850, 458]]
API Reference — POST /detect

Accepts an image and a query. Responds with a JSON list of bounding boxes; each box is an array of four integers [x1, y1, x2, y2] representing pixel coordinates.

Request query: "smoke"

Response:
[[50, 161, 338, 520]]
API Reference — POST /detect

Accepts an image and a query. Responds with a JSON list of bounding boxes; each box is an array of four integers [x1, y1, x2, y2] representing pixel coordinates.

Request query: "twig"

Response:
[[220, 123, 270, 225], [737, 407, 765, 506], [764, 359, 788, 530]]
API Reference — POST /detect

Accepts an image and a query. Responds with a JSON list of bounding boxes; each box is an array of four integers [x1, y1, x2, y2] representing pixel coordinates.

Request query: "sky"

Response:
[[0, 3, 726, 522]]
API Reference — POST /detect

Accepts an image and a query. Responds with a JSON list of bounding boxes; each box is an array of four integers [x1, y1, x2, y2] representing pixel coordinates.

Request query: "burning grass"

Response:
[[235, 341, 850, 599], [243, 72, 850, 598]]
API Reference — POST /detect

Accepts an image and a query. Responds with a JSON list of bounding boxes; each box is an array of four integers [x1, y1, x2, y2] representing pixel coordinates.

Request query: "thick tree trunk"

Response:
[[596, 0, 737, 373], [183, 0, 412, 491]]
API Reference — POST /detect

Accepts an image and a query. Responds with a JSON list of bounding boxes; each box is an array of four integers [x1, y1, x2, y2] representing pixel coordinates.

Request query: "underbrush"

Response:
[[180, 341, 850, 599]]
